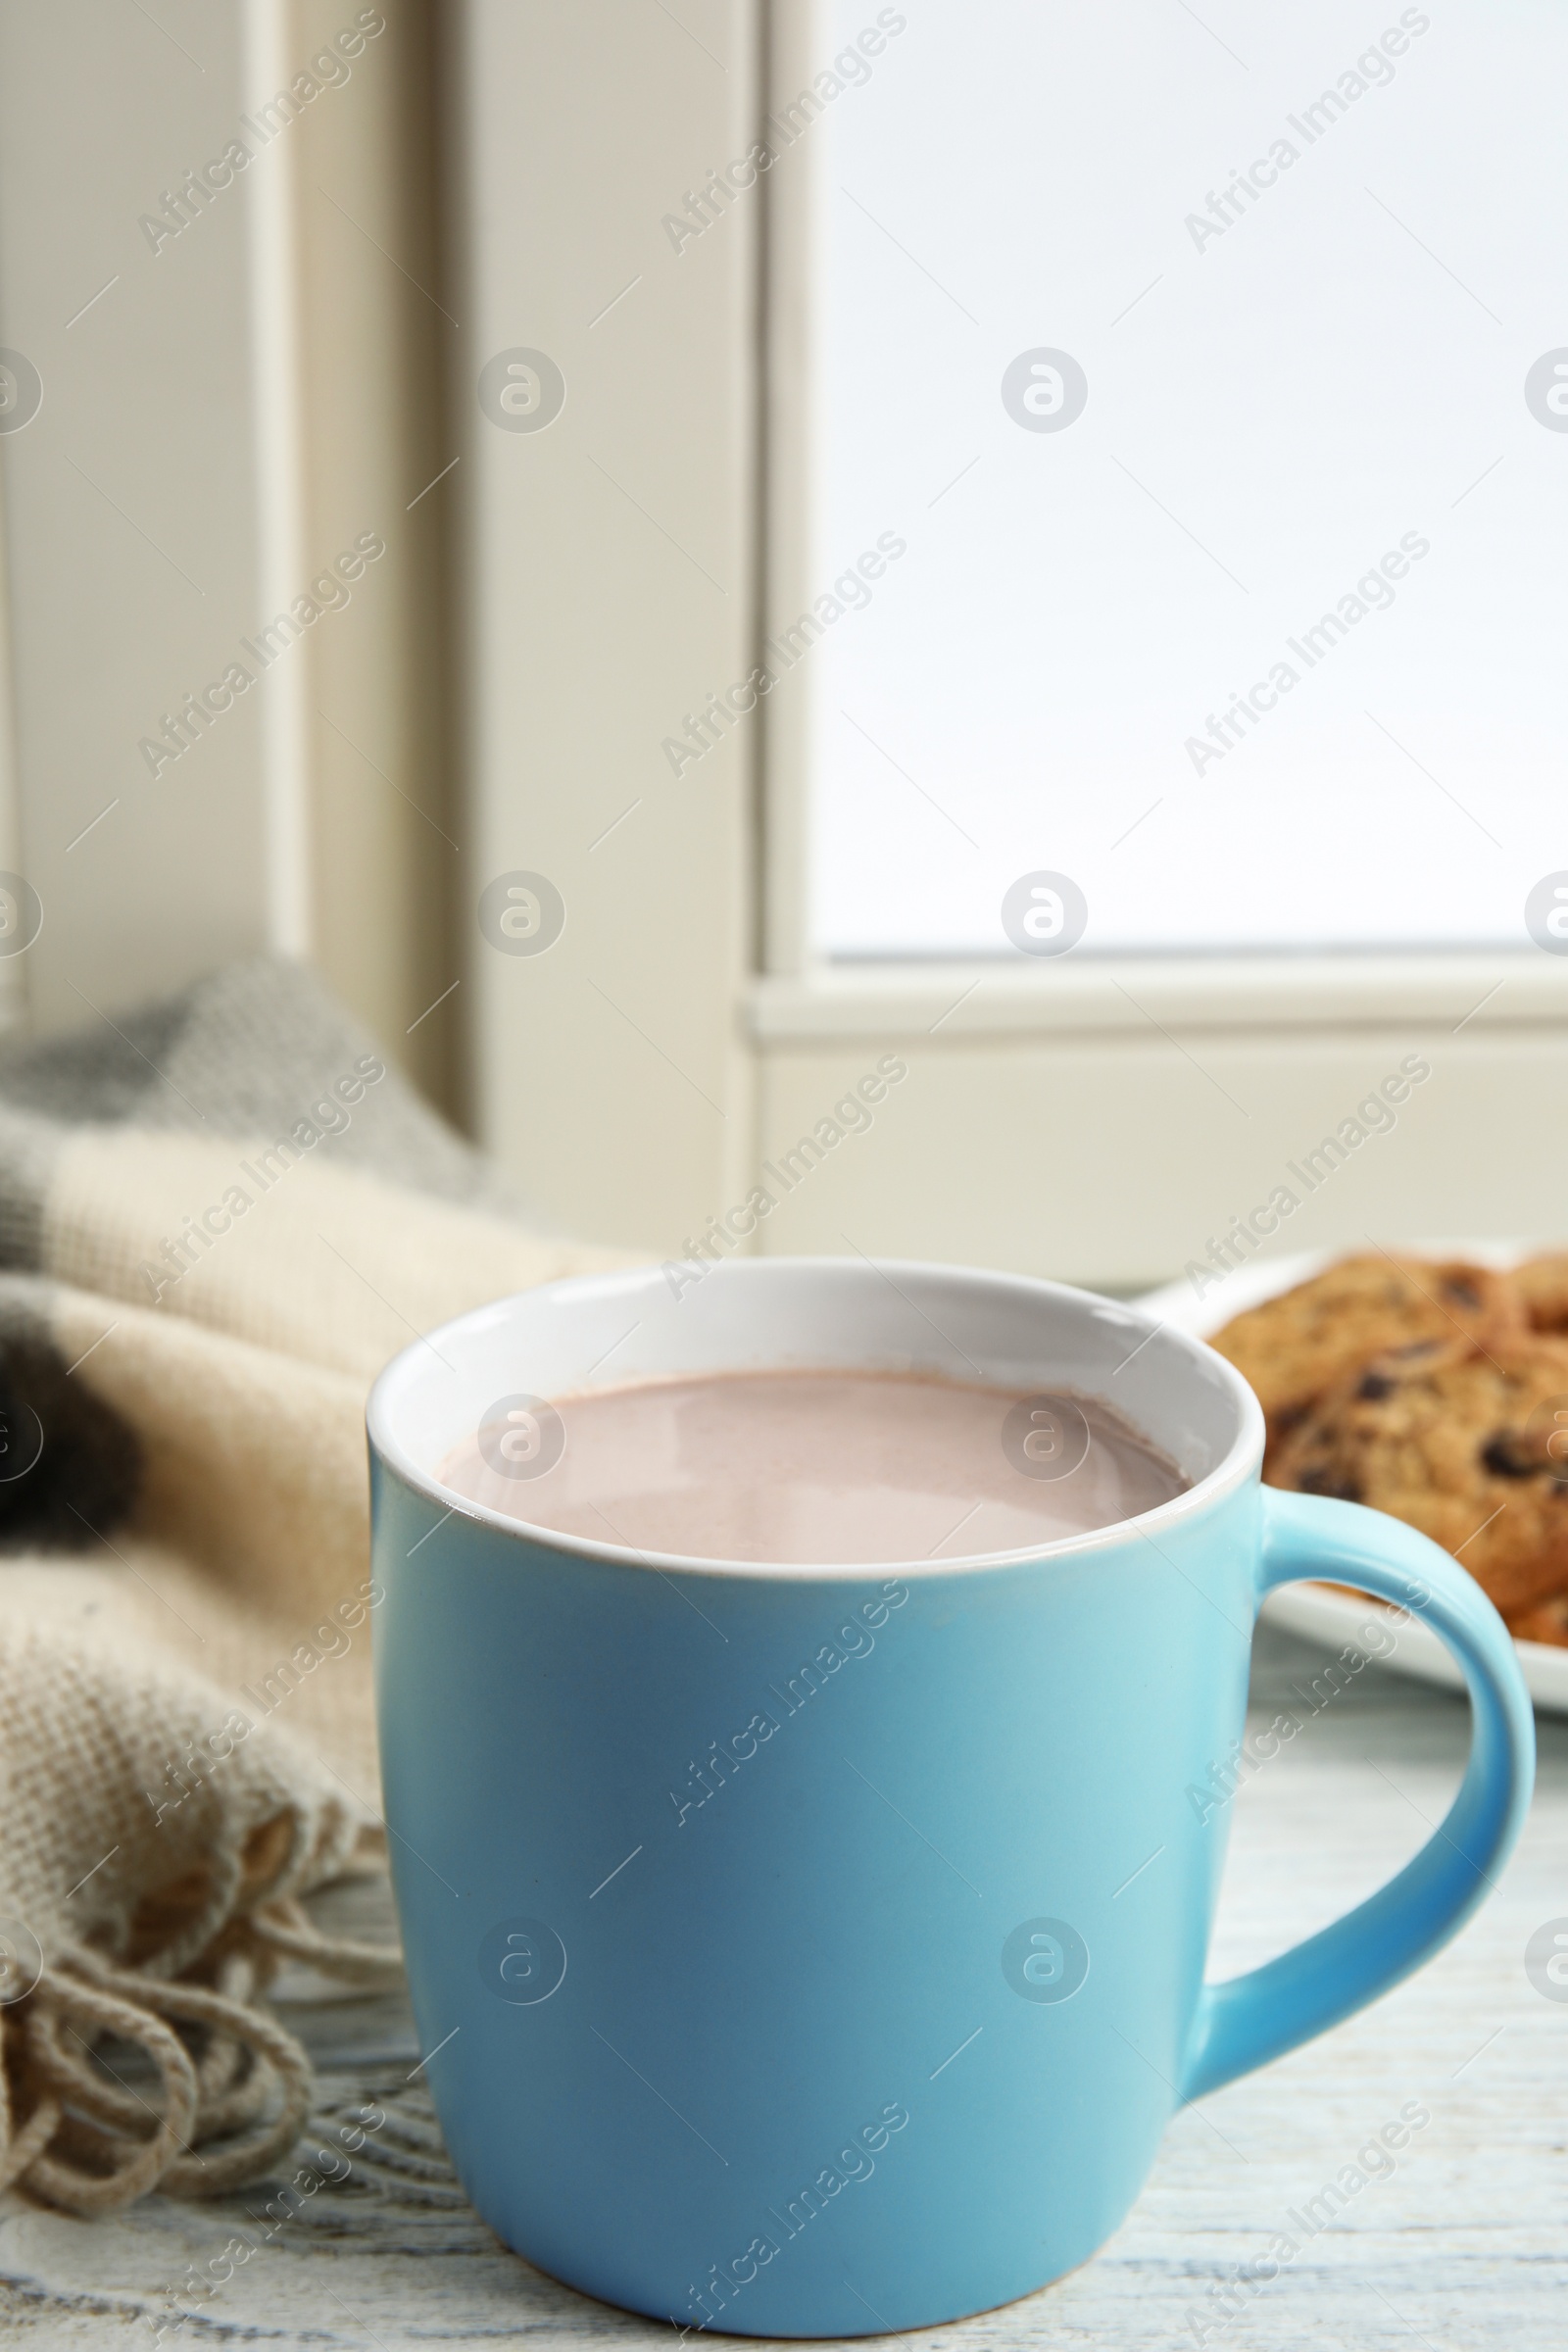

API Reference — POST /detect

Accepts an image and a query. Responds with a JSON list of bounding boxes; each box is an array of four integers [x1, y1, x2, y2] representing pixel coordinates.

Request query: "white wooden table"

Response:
[[4, 1619, 1564, 2349]]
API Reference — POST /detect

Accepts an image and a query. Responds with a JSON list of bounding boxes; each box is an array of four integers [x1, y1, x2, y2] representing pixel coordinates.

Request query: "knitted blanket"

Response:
[[0, 956, 624, 2210]]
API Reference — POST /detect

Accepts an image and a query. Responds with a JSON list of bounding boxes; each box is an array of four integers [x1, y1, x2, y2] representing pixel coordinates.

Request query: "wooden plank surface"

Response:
[[3, 1620, 1564, 2349]]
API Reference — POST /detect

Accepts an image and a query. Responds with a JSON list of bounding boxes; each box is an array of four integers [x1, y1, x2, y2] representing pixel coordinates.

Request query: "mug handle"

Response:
[[1179, 1486, 1536, 2104]]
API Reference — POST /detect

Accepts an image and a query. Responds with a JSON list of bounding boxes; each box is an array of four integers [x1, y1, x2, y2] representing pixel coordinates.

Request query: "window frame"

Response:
[[755, 0, 1565, 1039], [450, 0, 1568, 1284]]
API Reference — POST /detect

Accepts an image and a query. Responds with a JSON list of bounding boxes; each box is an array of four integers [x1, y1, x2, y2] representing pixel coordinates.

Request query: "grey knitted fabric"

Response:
[[0, 956, 534, 1266]]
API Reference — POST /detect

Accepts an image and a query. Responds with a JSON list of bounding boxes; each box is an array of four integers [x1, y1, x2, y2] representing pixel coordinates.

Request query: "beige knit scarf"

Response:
[[0, 957, 628, 2211]]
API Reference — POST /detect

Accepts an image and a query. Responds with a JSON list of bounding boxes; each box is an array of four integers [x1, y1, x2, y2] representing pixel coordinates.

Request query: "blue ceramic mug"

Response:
[[367, 1260, 1534, 2337]]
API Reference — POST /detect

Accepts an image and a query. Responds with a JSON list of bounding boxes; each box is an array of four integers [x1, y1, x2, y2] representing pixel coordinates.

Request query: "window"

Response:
[[772, 0, 1568, 962]]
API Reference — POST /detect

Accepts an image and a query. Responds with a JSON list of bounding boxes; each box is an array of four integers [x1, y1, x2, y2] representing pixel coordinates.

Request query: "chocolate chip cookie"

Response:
[[1208, 1254, 1521, 1450], [1270, 1337, 1568, 1615]]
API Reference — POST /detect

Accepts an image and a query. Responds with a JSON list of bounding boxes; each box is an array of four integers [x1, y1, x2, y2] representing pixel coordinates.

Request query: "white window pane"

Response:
[[798, 0, 1568, 958]]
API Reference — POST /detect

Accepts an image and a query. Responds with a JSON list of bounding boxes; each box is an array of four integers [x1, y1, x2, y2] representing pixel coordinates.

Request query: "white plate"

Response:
[[1137, 1241, 1568, 1716]]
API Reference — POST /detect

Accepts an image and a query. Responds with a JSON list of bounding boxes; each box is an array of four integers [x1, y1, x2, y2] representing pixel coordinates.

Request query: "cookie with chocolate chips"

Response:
[[1208, 1254, 1522, 1455], [1270, 1336, 1568, 1615]]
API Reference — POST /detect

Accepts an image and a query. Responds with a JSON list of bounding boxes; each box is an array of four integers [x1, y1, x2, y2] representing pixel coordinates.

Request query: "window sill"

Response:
[[749, 954, 1565, 1042]]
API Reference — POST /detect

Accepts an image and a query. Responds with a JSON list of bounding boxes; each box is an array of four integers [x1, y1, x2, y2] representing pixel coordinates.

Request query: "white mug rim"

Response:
[[366, 1257, 1266, 1582]]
